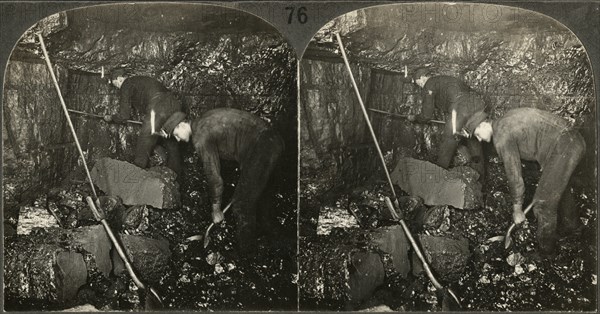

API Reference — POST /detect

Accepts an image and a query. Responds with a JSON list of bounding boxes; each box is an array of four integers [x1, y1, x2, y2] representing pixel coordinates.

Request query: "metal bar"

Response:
[[67, 108, 143, 125], [368, 108, 446, 125]]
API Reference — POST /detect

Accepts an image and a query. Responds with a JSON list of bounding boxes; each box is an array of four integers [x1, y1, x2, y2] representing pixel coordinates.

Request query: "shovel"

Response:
[[335, 31, 461, 309], [85, 197, 164, 309], [504, 202, 535, 249], [185, 201, 233, 248]]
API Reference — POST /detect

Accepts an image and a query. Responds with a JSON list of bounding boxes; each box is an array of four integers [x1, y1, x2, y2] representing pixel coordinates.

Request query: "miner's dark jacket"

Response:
[[192, 107, 284, 251], [416, 75, 486, 124], [111, 76, 175, 124], [415, 75, 487, 173], [492, 107, 585, 206], [492, 107, 586, 254], [191, 107, 284, 207], [111, 76, 184, 174]]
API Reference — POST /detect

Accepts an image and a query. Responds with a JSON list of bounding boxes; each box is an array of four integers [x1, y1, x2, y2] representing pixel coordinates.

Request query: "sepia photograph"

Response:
[[3, 3, 298, 311], [298, 3, 596, 311], [2, 1, 599, 313]]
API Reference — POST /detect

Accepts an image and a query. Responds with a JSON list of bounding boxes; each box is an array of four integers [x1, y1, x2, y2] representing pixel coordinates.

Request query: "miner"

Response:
[[104, 69, 186, 177], [408, 68, 487, 178], [462, 108, 585, 258], [170, 107, 284, 252]]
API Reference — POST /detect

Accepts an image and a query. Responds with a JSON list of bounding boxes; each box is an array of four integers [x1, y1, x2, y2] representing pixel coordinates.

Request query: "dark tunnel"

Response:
[[298, 3, 597, 311], [3, 3, 297, 311]]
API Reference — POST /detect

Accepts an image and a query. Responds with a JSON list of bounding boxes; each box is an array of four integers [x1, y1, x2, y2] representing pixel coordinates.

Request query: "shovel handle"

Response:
[[203, 201, 234, 248], [384, 197, 444, 290], [86, 197, 146, 290], [504, 202, 535, 249], [87, 197, 106, 220]]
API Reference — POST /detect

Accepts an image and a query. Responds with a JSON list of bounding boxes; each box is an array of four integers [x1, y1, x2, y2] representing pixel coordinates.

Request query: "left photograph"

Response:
[[3, 3, 297, 311]]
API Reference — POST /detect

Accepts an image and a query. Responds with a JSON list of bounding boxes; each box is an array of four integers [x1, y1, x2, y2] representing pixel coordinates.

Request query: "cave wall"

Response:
[[3, 61, 78, 214], [301, 3, 596, 194], [3, 5, 297, 216]]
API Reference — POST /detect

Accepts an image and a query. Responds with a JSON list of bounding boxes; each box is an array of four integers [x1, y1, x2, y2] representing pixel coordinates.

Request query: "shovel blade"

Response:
[[504, 236, 513, 249], [185, 234, 203, 242], [144, 287, 164, 310]]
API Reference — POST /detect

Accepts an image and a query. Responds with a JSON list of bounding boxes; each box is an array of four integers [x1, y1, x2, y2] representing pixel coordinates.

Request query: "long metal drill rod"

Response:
[[368, 108, 446, 125], [335, 32, 397, 200], [38, 34, 98, 199], [67, 109, 143, 125]]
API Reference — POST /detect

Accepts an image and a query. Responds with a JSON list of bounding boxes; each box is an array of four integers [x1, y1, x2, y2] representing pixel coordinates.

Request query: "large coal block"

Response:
[[114, 234, 171, 283], [4, 225, 111, 305], [412, 234, 471, 281], [390, 158, 483, 209], [90, 158, 181, 209], [300, 226, 410, 310], [299, 238, 384, 310]]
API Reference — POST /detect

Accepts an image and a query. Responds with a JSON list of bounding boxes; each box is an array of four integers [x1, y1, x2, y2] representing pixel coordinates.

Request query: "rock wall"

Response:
[[301, 3, 596, 194], [3, 61, 78, 215], [3, 5, 296, 218]]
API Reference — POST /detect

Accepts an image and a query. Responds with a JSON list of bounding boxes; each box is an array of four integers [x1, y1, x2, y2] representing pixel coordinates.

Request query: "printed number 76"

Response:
[[286, 6, 308, 24]]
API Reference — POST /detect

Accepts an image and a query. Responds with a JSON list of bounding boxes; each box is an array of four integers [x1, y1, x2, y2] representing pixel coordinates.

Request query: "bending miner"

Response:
[[463, 108, 585, 259], [170, 108, 284, 253], [105, 69, 187, 177], [408, 68, 487, 179]]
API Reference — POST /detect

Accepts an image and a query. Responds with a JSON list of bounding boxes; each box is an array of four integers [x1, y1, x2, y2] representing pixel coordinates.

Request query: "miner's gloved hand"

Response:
[[103, 115, 113, 123], [407, 114, 417, 122], [512, 203, 526, 225]]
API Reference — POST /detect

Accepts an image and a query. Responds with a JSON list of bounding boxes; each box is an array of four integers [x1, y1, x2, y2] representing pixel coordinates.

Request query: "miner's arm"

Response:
[[111, 82, 133, 124], [415, 88, 435, 123], [496, 137, 525, 207]]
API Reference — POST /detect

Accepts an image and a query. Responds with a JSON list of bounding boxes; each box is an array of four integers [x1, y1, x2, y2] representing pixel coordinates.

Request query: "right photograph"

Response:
[[298, 3, 597, 312]]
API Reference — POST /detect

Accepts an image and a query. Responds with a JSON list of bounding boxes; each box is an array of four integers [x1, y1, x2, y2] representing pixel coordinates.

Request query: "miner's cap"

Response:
[[462, 111, 488, 137], [110, 68, 127, 80], [412, 67, 430, 81], [162, 111, 187, 134]]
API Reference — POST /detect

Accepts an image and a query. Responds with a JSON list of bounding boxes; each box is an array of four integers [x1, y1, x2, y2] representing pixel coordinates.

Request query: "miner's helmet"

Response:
[[412, 67, 430, 83]]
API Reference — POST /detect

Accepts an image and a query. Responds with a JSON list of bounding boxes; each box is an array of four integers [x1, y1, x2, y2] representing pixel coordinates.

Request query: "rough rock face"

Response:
[[413, 235, 470, 281], [4, 4, 296, 218], [3, 61, 76, 217], [118, 234, 171, 283], [301, 3, 595, 194], [4, 225, 110, 305], [72, 225, 112, 277], [17, 205, 60, 235], [299, 238, 384, 310], [347, 251, 386, 309], [370, 225, 411, 278], [90, 158, 181, 209], [300, 225, 411, 310], [4, 223, 172, 306], [390, 158, 483, 209]]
